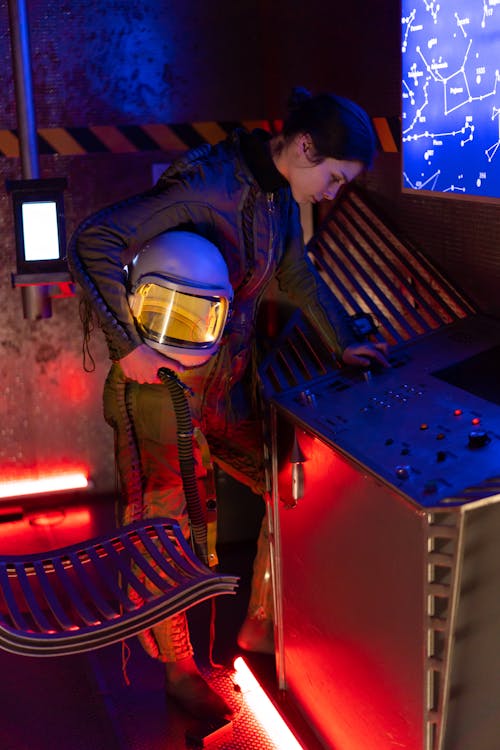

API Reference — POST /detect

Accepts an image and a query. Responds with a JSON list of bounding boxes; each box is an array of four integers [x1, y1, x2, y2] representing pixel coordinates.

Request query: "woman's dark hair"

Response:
[[282, 87, 376, 168]]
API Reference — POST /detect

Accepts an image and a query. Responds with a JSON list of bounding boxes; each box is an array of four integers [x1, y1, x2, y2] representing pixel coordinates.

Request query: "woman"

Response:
[[68, 87, 389, 721]]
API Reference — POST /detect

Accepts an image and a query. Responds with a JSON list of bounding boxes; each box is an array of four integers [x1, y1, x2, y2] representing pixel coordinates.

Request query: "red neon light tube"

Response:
[[233, 656, 305, 750], [0, 471, 88, 499]]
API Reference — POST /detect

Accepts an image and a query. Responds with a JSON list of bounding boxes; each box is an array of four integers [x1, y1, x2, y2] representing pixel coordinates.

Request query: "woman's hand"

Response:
[[341, 341, 390, 370], [118, 344, 185, 383]]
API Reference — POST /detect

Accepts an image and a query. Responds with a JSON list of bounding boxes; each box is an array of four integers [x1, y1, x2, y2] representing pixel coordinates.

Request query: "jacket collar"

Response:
[[238, 129, 288, 193]]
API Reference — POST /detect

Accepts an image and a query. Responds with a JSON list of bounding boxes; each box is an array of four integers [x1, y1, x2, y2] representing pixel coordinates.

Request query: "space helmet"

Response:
[[128, 231, 233, 364]]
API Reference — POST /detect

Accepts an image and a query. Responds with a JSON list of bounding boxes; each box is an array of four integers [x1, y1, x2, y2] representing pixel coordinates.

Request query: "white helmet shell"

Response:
[[128, 231, 233, 364]]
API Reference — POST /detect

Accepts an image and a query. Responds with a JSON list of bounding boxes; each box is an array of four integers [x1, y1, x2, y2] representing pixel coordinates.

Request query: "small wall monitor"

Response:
[[7, 178, 67, 275], [22, 201, 60, 262], [401, 3, 500, 200]]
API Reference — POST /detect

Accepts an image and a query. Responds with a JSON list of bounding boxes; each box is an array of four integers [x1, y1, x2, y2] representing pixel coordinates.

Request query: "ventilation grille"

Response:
[[310, 189, 476, 346], [261, 189, 477, 397]]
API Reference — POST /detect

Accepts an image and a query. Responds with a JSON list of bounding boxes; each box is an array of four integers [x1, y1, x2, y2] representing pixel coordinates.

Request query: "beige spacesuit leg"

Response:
[[237, 506, 275, 654]]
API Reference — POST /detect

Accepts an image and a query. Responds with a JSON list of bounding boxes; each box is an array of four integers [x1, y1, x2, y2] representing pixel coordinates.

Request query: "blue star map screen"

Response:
[[402, 1, 500, 200]]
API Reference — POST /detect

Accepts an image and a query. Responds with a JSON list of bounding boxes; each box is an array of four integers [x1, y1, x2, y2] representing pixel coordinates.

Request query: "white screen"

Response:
[[21, 201, 60, 261]]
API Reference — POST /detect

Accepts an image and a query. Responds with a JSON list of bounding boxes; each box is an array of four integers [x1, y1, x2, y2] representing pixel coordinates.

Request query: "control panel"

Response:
[[272, 315, 500, 507]]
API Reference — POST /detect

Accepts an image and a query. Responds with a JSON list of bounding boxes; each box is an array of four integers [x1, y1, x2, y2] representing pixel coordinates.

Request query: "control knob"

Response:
[[467, 430, 490, 449], [395, 465, 411, 480]]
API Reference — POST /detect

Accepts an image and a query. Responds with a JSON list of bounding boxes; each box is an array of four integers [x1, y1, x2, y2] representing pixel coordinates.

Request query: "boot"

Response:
[[165, 656, 233, 721], [156, 612, 233, 721]]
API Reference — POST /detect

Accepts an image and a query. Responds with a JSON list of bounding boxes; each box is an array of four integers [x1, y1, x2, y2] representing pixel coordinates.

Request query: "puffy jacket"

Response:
[[67, 129, 354, 365]]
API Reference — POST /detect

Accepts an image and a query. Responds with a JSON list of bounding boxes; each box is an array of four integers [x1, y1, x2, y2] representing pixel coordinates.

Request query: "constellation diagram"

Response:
[[402, 1, 500, 198]]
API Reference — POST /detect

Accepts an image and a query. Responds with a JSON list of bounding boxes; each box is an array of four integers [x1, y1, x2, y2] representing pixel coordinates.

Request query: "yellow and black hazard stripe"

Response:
[[0, 120, 281, 158], [0, 116, 400, 158], [372, 115, 401, 154]]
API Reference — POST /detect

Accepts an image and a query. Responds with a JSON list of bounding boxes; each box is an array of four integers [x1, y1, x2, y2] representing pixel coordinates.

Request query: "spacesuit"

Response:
[[68, 128, 357, 662]]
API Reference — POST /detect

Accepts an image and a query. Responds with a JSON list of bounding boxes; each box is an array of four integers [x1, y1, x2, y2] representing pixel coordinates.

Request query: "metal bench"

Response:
[[0, 517, 238, 657]]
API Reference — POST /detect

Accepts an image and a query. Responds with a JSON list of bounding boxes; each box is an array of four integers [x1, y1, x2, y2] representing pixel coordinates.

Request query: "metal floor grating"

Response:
[[198, 664, 286, 750]]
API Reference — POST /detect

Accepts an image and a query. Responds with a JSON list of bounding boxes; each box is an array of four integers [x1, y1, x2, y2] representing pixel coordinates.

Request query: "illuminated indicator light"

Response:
[[0, 472, 88, 499], [436, 433, 445, 440], [471, 417, 481, 425], [233, 656, 305, 750], [453, 409, 462, 416], [420, 423, 429, 430]]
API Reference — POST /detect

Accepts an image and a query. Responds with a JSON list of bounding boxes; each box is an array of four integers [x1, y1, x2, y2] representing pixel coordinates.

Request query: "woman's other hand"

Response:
[[341, 341, 390, 370], [118, 344, 185, 383]]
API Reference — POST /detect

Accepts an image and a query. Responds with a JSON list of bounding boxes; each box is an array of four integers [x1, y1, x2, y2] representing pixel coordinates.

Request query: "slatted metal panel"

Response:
[[310, 189, 476, 346], [261, 318, 339, 397], [0, 518, 238, 657], [261, 188, 478, 397]]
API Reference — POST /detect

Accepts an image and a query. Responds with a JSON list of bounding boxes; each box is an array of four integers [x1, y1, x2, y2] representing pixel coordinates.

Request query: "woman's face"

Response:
[[281, 134, 364, 205]]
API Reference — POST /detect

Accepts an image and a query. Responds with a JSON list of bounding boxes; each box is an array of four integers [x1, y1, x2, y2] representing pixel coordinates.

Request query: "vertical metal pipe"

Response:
[[7, 0, 53, 319], [7, 0, 40, 179]]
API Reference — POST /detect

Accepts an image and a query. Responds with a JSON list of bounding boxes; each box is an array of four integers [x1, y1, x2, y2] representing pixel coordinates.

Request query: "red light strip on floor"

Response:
[[0, 472, 88, 499], [233, 656, 305, 750]]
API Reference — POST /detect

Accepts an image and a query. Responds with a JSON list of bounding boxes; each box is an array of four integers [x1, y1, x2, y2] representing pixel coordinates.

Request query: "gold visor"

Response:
[[132, 283, 229, 348]]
